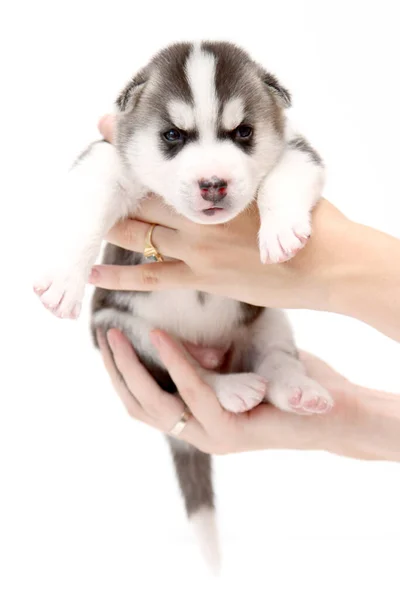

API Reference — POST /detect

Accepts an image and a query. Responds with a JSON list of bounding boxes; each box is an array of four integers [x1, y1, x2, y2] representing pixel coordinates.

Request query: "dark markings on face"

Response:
[[217, 127, 255, 155], [116, 43, 195, 161], [115, 40, 291, 162], [288, 135, 323, 165], [116, 69, 148, 112], [201, 41, 287, 136], [159, 120, 199, 160], [262, 71, 291, 108]]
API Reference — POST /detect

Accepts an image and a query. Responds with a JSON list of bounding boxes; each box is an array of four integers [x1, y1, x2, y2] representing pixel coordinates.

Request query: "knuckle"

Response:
[[115, 270, 128, 289], [179, 380, 209, 401], [140, 267, 160, 287], [123, 222, 141, 249], [177, 384, 196, 400]]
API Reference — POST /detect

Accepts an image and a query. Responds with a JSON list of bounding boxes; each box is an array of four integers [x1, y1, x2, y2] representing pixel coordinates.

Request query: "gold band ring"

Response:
[[169, 407, 191, 437], [143, 224, 164, 262]]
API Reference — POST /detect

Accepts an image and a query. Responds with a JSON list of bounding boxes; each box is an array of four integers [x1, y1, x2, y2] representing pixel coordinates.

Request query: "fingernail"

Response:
[[89, 267, 100, 283]]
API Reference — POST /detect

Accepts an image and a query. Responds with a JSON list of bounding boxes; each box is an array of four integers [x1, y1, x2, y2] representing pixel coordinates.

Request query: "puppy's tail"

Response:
[[167, 438, 220, 574]]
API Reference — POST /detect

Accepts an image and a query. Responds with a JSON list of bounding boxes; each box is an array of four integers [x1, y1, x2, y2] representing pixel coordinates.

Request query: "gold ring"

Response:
[[143, 224, 164, 262], [169, 407, 191, 437]]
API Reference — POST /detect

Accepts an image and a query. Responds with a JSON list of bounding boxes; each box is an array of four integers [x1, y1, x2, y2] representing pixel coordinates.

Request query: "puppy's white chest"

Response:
[[132, 290, 242, 345]]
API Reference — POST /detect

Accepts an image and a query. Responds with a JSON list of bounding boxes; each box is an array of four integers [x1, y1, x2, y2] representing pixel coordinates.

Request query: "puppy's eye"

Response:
[[163, 128, 185, 143], [234, 125, 253, 140]]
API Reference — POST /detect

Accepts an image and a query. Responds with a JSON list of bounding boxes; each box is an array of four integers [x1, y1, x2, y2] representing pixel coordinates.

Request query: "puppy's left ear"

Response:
[[261, 70, 291, 109], [116, 67, 148, 113]]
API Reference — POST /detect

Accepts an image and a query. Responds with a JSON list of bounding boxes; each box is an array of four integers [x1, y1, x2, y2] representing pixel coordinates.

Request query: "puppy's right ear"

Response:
[[116, 68, 148, 112]]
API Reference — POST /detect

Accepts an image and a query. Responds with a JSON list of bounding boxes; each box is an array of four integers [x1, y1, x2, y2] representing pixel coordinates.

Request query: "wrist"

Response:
[[353, 387, 400, 461], [285, 200, 354, 313], [322, 385, 400, 461]]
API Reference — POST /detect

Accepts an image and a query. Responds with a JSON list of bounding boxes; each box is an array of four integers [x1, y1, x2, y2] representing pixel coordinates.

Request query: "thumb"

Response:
[[89, 260, 198, 292], [98, 115, 115, 143]]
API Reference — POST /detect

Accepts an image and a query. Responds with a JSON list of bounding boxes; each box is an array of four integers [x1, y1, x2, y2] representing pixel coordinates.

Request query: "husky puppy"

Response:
[[35, 41, 332, 569]]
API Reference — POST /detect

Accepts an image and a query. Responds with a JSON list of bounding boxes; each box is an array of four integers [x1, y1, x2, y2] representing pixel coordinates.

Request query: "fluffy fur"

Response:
[[34, 41, 332, 571]]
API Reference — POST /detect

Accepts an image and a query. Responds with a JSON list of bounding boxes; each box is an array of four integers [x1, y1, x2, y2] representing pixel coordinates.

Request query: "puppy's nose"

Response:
[[198, 177, 228, 203]]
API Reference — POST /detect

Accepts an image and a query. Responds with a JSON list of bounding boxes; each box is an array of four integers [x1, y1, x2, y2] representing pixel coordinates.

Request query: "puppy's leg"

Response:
[[247, 309, 333, 414], [257, 130, 325, 264], [94, 307, 267, 414], [201, 371, 268, 414], [34, 141, 143, 319]]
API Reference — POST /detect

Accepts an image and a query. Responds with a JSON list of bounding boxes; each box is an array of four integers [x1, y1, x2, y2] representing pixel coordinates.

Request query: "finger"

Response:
[[89, 261, 196, 291], [150, 330, 225, 431], [106, 329, 208, 446], [98, 115, 115, 142], [106, 219, 187, 261], [97, 329, 149, 423], [106, 329, 177, 417]]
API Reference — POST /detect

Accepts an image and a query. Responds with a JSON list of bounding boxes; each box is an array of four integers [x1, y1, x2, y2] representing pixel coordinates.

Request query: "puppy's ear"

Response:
[[116, 68, 148, 112], [261, 70, 291, 109]]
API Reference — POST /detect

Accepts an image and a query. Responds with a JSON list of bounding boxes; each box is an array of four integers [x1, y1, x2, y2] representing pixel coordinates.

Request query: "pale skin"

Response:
[[93, 115, 400, 461]]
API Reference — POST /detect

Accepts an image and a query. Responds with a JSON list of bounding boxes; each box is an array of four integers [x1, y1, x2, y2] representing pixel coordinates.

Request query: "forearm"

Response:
[[329, 223, 400, 342], [323, 386, 400, 461], [291, 200, 400, 341]]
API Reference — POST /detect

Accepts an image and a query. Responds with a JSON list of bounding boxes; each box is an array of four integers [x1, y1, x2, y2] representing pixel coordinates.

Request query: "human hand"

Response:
[[97, 327, 362, 456], [89, 116, 350, 313]]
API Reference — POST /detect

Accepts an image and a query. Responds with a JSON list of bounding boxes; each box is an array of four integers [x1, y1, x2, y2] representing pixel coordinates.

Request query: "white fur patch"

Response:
[[132, 289, 242, 346], [168, 100, 195, 131], [221, 97, 244, 131], [185, 45, 218, 140], [190, 507, 221, 575], [34, 142, 136, 318], [257, 141, 325, 263]]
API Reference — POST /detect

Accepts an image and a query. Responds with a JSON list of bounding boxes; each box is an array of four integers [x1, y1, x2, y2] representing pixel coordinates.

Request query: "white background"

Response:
[[1, 1, 400, 598]]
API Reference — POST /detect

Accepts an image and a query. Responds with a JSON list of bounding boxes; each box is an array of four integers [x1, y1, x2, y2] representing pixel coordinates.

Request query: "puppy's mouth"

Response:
[[202, 207, 225, 217]]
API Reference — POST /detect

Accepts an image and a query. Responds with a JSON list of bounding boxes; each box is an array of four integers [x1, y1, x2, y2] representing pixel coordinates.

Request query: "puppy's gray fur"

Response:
[[35, 41, 331, 570]]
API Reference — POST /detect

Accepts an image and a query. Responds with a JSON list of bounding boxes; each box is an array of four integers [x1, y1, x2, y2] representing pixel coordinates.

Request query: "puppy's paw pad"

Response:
[[268, 376, 333, 415], [214, 373, 267, 413]]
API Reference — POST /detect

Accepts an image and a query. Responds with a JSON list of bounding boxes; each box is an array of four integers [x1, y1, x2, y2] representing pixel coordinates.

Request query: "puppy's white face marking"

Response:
[[127, 44, 284, 225], [185, 45, 218, 140], [168, 100, 195, 132], [221, 97, 245, 131]]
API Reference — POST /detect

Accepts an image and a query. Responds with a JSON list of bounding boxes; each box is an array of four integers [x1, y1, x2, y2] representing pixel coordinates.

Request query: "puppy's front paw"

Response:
[[34, 271, 85, 319], [258, 214, 311, 264], [207, 373, 267, 413], [268, 374, 333, 415]]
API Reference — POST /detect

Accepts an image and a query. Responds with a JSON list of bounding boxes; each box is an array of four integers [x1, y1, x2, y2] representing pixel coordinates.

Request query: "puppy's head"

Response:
[[115, 41, 290, 224]]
